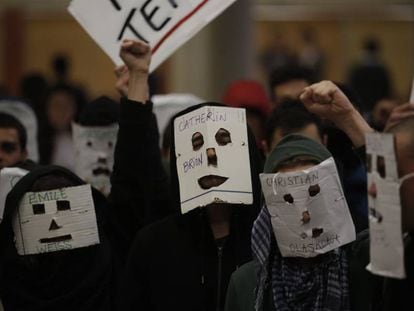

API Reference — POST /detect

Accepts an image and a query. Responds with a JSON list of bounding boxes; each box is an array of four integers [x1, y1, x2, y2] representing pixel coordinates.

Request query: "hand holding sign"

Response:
[[300, 80, 373, 147], [119, 39, 151, 103]]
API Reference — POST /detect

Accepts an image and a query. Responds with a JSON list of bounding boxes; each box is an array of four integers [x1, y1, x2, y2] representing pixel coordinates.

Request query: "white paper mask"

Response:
[[0, 167, 28, 223], [13, 184, 100, 255], [0, 100, 39, 162], [260, 158, 356, 258], [174, 106, 253, 214], [365, 132, 408, 279], [72, 123, 118, 196]]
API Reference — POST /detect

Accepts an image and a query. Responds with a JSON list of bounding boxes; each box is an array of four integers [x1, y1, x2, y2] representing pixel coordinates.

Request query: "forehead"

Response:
[[0, 128, 19, 141]]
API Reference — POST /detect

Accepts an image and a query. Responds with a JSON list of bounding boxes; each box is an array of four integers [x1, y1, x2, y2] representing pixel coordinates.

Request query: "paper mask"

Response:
[[365, 132, 406, 279], [260, 158, 355, 258], [72, 123, 118, 196], [0, 99, 39, 162], [13, 184, 100, 255], [0, 167, 28, 223], [174, 106, 252, 214]]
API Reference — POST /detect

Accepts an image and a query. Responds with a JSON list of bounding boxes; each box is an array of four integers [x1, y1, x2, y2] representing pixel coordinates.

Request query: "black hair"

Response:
[[265, 99, 322, 147], [0, 112, 27, 150], [269, 66, 315, 98], [78, 96, 119, 126]]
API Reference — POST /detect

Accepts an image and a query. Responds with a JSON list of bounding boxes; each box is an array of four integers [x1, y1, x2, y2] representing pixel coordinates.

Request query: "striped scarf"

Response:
[[252, 206, 350, 311]]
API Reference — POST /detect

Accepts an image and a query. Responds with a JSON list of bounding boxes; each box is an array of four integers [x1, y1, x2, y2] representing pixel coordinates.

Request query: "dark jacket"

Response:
[[119, 102, 263, 311], [0, 166, 122, 311], [225, 230, 382, 311], [0, 99, 167, 310]]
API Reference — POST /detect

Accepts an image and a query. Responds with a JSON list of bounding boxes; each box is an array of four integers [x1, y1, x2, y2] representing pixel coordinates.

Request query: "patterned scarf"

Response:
[[252, 206, 350, 311]]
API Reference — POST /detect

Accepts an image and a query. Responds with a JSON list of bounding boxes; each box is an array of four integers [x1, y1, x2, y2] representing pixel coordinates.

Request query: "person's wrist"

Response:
[[335, 109, 373, 147]]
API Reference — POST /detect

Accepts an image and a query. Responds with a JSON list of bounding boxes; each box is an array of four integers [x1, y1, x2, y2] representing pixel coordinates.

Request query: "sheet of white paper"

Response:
[[152, 93, 203, 147], [410, 77, 414, 103], [68, 0, 237, 72], [174, 106, 252, 214], [72, 123, 118, 196], [260, 158, 356, 258], [13, 184, 100, 255], [365, 132, 406, 279], [0, 167, 28, 223], [0, 100, 39, 162]]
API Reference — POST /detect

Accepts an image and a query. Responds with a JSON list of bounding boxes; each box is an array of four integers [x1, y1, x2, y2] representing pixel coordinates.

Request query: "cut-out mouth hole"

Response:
[[312, 228, 323, 238], [40, 234, 72, 244], [92, 167, 111, 176], [283, 194, 294, 204], [198, 175, 229, 190]]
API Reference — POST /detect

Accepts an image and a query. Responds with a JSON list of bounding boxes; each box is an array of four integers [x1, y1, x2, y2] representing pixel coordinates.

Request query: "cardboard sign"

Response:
[[365, 132, 406, 279], [13, 185, 100, 255], [174, 106, 252, 214], [152, 93, 203, 147], [0, 100, 39, 162], [72, 123, 118, 196], [0, 167, 28, 223], [68, 0, 237, 72], [260, 158, 355, 258]]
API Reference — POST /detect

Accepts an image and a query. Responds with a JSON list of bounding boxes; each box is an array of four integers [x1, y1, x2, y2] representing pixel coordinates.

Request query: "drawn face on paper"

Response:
[[365, 133, 406, 278], [260, 158, 355, 258], [12, 185, 100, 255], [72, 123, 118, 196], [174, 106, 252, 214]]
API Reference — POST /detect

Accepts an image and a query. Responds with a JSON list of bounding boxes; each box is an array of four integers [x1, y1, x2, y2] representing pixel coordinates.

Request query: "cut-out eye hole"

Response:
[[33, 204, 45, 215], [366, 154, 372, 173], [108, 141, 113, 148], [215, 128, 232, 146], [86, 141, 92, 147], [57, 200, 71, 211], [377, 156, 385, 178], [312, 228, 323, 238], [283, 194, 294, 204], [308, 184, 321, 197], [192, 132, 204, 151]]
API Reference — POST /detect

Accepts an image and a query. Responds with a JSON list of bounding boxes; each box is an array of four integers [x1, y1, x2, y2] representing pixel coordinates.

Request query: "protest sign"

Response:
[[69, 0, 237, 72]]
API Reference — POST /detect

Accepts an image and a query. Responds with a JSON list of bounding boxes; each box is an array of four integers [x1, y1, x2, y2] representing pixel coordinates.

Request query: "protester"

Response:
[[74, 96, 119, 196], [116, 39, 263, 311], [38, 85, 79, 170], [301, 80, 414, 310], [225, 133, 375, 311], [0, 113, 28, 169], [269, 66, 314, 108], [0, 44, 169, 311], [371, 97, 400, 131]]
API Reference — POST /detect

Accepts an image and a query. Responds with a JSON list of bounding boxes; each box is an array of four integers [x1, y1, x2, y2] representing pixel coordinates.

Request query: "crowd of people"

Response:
[[0, 37, 413, 311]]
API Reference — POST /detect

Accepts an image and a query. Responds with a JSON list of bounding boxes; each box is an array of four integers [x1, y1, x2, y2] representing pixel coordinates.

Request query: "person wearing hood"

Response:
[[0, 165, 125, 311], [117, 40, 263, 311], [225, 134, 377, 311]]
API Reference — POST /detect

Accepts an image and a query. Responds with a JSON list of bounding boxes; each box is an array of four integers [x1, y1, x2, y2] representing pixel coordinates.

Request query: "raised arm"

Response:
[[109, 40, 170, 248], [300, 80, 374, 147]]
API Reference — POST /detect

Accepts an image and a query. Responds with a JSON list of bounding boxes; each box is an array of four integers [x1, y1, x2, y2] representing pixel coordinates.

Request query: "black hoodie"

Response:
[[0, 166, 122, 311], [119, 102, 263, 311]]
